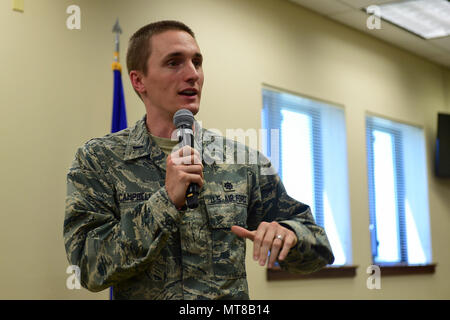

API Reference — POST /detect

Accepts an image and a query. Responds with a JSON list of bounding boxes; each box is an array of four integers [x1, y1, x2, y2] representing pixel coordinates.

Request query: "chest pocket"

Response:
[[203, 166, 249, 278]]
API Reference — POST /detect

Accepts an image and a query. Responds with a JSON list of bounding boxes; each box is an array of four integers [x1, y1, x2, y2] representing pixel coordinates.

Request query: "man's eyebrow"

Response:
[[163, 51, 203, 60]]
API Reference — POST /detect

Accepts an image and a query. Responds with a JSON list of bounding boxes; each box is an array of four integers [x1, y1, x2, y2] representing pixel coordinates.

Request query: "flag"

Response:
[[111, 53, 127, 133]]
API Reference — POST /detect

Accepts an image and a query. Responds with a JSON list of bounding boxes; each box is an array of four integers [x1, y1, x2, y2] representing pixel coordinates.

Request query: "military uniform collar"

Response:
[[123, 114, 209, 164], [123, 115, 152, 161]]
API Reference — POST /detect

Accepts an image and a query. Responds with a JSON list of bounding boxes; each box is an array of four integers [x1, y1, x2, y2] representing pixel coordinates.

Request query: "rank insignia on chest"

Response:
[[222, 181, 235, 192]]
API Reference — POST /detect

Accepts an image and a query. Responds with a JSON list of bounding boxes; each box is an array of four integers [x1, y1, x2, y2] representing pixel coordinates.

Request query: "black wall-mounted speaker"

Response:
[[435, 113, 450, 178]]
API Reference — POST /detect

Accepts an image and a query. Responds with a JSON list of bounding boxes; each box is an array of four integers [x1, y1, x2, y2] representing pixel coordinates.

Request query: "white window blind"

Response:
[[262, 87, 351, 266], [366, 115, 432, 265]]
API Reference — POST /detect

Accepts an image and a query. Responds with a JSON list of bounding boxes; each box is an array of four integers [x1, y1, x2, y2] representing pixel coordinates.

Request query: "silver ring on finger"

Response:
[[276, 234, 283, 241]]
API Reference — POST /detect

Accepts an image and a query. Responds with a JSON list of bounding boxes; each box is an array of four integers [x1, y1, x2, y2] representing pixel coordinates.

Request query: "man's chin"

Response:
[[179, 104, 200, 116]]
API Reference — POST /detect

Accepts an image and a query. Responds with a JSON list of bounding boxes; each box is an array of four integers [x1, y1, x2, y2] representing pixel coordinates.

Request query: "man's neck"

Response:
[[145, 109, 176, 139], [145, 107, 197, 139]]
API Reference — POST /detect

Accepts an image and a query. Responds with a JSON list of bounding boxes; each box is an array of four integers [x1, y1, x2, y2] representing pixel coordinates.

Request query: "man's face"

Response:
[[140, 30, 204, 118]]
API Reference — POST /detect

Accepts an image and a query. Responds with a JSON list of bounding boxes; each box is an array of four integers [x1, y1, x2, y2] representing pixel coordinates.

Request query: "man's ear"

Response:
[[129, 70, 146, 96]]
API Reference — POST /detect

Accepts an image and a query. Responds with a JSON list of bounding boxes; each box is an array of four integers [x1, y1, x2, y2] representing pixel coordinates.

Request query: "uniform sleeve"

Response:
[[247, 155, 335, 274], [63, 143, 182, 292]]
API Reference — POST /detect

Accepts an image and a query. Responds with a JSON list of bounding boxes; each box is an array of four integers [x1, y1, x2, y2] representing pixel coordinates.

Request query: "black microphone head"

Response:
[[173, 109, 194, 128]]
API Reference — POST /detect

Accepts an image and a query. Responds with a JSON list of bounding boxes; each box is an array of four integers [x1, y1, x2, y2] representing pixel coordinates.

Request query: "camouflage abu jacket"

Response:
[[64, 116, 334, 300]]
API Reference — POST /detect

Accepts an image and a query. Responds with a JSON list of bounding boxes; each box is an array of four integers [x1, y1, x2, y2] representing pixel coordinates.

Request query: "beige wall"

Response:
[[0, 0, 448, 299]]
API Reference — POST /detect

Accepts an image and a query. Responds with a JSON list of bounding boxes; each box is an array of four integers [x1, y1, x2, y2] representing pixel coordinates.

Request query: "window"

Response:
[[262, 87, 351, 266], [366, 115, 432, 265]]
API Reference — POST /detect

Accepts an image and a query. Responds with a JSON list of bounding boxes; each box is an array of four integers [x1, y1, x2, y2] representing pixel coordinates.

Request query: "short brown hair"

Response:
[[126, 20, 195, 76]]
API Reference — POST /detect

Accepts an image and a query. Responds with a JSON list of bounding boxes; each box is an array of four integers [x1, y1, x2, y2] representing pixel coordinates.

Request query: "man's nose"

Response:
[[183, 61, 200, 83]]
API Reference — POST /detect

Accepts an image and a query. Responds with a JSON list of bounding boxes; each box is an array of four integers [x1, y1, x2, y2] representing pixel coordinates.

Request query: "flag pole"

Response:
[[111, 18, 127, 135], [110, 18, 127, 299], [112, 18, 122, 71]]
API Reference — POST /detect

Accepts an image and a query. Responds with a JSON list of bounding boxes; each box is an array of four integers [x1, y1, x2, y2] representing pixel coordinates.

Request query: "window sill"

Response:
[[266, 265, 357, 281], [266, 263, 436, 281], [377, 263, 436, 276]]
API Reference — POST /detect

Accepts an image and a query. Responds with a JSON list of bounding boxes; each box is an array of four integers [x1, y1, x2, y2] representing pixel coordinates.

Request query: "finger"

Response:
[[177, 164, 203, 175], [176, 146, 201, 163], [231, 226, 255, 241], [176, 145, 194, 156], [268, 235, 283, 268], [180, 164, 203, 180], [172, 154, 202, 166], [252, 222, 268, 262], [278, 234, 296, 261], [171, 146, 192, 162], [183, 154, 202, 166], [181, 172, 204, 188], [259, 226, 276, 266]]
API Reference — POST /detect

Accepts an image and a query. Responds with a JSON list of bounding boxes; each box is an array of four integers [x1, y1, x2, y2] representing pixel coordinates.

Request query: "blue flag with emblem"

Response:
[[111, 67, 127, 133]]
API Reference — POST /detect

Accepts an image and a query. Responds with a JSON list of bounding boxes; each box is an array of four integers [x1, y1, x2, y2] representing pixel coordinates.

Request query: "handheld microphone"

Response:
[[173, 109, 199, 209]]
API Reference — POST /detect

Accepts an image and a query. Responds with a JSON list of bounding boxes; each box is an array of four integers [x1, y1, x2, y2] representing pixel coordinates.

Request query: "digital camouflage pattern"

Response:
[[64, 115, 334, 300]]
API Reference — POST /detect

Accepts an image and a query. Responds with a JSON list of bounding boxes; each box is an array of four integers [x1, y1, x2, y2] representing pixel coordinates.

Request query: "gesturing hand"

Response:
[[231, 222, 298, 269]]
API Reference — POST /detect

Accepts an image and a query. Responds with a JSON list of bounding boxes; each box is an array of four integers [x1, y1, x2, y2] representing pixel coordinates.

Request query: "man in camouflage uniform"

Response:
[[64, 20, 334, 300]]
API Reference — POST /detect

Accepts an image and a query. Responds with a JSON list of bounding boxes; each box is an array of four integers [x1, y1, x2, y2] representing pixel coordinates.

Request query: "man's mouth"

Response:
[[178, 88, 198, 96]]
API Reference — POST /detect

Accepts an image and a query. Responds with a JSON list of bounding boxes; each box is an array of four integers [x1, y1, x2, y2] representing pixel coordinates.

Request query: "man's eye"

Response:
[[167, 60, 180, 67], [193, 59, 203, 67]]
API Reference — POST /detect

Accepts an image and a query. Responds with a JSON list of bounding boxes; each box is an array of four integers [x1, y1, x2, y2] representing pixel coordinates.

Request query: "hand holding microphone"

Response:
[[165, 109, 203, 209]]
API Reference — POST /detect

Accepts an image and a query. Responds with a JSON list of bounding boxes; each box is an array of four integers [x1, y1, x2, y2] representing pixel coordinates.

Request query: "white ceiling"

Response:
[[288, 0, 450, 68]]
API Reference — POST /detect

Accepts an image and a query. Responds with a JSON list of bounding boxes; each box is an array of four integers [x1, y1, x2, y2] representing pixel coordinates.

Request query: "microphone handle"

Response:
[[186, 183, 199, 209], [179, 126, 199, 209]]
